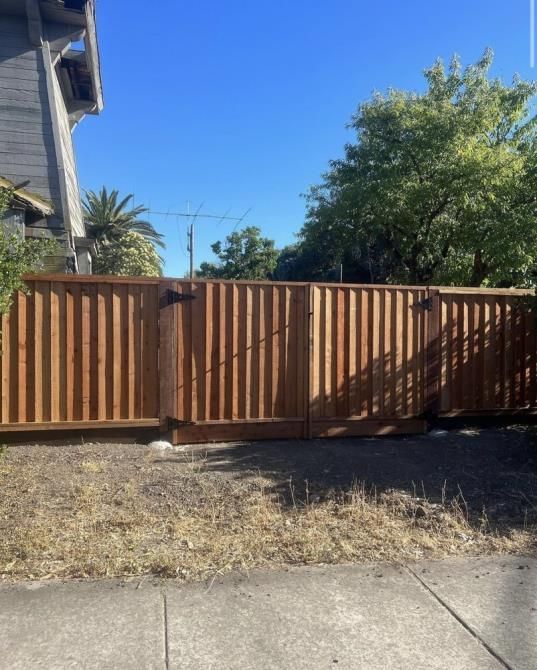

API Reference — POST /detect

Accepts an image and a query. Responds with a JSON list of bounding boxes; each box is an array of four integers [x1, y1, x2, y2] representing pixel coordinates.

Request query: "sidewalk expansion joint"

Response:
[[163, 591, 170, 670], [404, 565, 513, 670]]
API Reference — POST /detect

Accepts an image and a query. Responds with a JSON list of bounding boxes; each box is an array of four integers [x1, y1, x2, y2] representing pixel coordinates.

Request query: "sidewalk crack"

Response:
[[404, 566, 513, 670]]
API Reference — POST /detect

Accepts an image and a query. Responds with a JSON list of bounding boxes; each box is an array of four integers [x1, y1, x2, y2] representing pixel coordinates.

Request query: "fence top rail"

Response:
[[433, 287, 535, 296], [22, 274, 537, 296], [23, 274, 162, 286]]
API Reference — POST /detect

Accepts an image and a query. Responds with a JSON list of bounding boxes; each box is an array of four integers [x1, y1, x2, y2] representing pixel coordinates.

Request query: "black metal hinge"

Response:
[[417, 297, 433, 311], [160, 289, 196, 309], [167, 417, 195, 430]]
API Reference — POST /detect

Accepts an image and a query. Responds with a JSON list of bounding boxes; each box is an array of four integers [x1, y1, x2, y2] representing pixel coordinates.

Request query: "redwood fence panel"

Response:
[[1, 276, 536, 441], [0, 276, 160, 431], [434, 288, 537, 415], [309, 285, 428, 437]]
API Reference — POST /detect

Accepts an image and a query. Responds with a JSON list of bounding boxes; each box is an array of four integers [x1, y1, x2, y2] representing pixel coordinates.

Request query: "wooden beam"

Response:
[[425, 289, 440, 413], [25, 0, 42, 46], [311, 419, 427, 438], [438, 408, 537, 417], [0, 419, 160, 432], [22, 274, 162, 285], [159, 281, 177, 440], [83, 0, 104, 112]]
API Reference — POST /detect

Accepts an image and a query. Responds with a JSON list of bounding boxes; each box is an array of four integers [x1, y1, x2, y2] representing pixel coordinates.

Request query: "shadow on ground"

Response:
[[162, 425, 537, 524]]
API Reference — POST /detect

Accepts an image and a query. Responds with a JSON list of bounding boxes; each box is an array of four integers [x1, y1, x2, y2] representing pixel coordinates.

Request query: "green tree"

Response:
[[93, 231, 163, 277], [198, 226, 278, 280], [83, 187, 164, 249], [303, 49, 537, 287], [0, 188, 56, 316]]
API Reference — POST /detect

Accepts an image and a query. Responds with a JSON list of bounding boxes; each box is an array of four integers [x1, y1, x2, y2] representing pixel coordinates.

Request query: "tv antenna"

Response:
[[148, 203, 251, 278]]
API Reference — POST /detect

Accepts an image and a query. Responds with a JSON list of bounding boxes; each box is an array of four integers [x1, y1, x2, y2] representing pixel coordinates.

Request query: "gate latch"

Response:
[[160, 289, 196, 308], [417, 297, 433, 311]]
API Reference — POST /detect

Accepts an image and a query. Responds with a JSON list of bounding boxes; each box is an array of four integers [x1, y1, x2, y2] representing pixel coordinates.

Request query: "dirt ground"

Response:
[[0, 425, 536, 582]]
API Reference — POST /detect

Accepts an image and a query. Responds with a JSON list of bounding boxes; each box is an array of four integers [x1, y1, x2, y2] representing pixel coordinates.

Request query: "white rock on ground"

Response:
[[148, 440, 173, 450]]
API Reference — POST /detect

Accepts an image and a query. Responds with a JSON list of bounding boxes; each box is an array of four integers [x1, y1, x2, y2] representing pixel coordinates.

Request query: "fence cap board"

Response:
[[23, 274, 537, 295], [22, 273, 162, 285]]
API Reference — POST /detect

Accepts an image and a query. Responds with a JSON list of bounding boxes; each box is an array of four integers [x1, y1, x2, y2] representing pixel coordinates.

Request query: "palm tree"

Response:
[[83, 187, 165, 249]]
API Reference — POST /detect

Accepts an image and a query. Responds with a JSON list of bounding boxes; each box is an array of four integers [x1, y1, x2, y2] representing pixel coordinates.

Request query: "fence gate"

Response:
[[159, 280, 309, 444]]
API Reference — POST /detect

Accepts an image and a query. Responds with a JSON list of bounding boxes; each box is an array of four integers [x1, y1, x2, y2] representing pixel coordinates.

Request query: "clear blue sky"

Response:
[[76, 0, 533, 277]]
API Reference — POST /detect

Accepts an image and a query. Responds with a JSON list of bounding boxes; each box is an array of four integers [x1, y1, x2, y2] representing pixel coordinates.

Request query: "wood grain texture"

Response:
[[436, 292, 537, 413], [171, 281, 307, 428], [4, 277, 537, 439], [0, 279, 160, 427], [310, 286, 429, 421]]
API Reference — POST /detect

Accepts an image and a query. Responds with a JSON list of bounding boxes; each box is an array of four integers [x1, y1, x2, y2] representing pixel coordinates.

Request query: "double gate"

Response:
[[1, 276, 536, 442]]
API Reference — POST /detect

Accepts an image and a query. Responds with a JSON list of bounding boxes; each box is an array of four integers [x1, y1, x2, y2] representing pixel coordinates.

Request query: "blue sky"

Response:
[[76, 0, 533, 276]]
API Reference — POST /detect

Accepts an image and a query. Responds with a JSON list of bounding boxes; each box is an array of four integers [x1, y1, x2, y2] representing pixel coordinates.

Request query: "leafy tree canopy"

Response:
[[299, 49, 537, 287], [83, 187, 164, 249], [93, 231, 163, 277], [0, 188, 57, 316], [198, 226, 278, 280]]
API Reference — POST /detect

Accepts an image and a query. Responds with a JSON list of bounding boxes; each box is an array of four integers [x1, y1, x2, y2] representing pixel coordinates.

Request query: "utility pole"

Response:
[[148, 204, 251, 278], [188, 222, 194, 279], [185, 201, 194, 279]]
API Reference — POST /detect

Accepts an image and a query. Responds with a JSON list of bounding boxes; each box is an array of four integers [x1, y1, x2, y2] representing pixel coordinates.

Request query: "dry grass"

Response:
[[0, 442, 535, 582]]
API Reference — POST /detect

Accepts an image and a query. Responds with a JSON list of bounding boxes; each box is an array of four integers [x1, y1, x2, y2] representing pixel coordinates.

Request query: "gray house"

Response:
[[0, 0, 103, 273]]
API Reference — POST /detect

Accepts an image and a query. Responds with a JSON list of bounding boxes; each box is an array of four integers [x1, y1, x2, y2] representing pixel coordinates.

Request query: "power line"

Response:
[[149, 205, 252, 278], [148, 210, 247, 221]]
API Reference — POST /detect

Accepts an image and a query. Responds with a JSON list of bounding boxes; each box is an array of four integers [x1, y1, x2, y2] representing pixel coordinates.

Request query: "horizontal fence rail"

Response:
[[0, 275, 536, 441]]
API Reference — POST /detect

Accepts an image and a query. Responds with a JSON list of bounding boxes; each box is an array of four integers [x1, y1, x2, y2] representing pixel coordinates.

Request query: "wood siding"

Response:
[[2, 277, 537, 441], [0, 14, 62, 219], [0, 13, 84, 237]]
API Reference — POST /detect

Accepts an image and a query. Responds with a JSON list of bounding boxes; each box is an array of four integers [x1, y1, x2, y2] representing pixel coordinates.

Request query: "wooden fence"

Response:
[[0, 276, 160, 431], [0, 276, 536, 442], [433, 288, 537, 414]]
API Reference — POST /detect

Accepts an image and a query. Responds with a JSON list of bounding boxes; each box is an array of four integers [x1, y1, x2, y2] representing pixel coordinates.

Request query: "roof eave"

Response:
[[0, 177, 55, 217], [83, 0, 103, 113]]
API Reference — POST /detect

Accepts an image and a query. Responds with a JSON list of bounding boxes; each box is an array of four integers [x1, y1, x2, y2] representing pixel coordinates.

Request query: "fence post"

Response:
[[304, 283, 313, 439], [159, 280, 177, 442], [425, 288, 440, 415]]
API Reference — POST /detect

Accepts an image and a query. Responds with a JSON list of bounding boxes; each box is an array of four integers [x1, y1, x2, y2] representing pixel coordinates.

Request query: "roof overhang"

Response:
[[0, 177, 55, 217], [3, 0, 103, 116], [44, 0, 104, 116]]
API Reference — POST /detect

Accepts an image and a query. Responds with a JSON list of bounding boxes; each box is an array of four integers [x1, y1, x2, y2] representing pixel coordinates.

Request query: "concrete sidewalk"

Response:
[[0, 556, 535, 670]]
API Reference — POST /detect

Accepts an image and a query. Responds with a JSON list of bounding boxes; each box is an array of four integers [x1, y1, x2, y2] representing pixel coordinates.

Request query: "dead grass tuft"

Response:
[[0, 443, 535, 582]]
